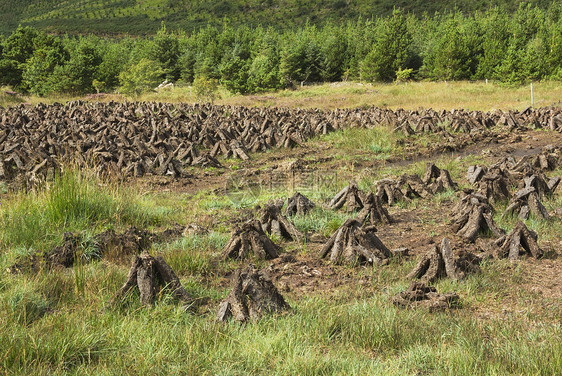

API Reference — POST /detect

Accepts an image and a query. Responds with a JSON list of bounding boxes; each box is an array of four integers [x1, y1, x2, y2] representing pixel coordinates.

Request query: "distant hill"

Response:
[[0, 0, 553, 36]]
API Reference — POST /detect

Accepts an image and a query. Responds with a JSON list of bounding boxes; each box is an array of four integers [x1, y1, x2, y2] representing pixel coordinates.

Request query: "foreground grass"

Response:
[[3, 81, 561, 112], [0, 169, 170, 251], [1, 265, 560, 375]]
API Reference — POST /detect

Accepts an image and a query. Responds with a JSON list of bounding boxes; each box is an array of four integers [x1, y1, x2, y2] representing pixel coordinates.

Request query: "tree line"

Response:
[[1, 3, 561, 97]]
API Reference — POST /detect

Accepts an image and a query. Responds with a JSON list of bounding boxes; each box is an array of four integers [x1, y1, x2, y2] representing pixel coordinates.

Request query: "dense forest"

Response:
[[1, 3, 561, 97], [0, 0, 555, 36]]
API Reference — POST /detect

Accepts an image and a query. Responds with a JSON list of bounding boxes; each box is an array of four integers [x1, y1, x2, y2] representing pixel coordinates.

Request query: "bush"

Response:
[[193, 75, 219, 103], [119, 58, 163, 96]]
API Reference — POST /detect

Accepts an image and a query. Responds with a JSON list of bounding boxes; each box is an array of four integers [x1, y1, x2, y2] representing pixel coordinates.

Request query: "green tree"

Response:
[[119, 58, 163, 96], [21, 34, 68, 96], [279, 26, 322, 86], [218, 26, 253, 93], [97, 40, 131, 91], [193, 75, 219, 103], [0, 26, 39, 89], [422, 14, 479, 80], [544, 3, 562, 79], [219, 44, 250, 94], [320, 24, 347, 82], [59, 39, 103, 93], [149, 23, 180, 81], [361, 9, 412, 82], [474, 7, 510, 79]]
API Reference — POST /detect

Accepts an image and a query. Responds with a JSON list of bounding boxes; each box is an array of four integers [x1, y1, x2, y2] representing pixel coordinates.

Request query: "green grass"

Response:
[[0, 168, 168, 251], [1, 281, 560, 375], [317, 126, 403, 161]]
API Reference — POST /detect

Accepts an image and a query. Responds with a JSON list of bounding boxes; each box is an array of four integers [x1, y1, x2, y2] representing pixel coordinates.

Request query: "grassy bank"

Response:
[[3, 81, 561, 112]]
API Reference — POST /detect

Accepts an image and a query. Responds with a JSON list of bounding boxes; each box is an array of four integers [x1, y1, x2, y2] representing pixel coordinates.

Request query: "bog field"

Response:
[[0, 82, 561, 375]]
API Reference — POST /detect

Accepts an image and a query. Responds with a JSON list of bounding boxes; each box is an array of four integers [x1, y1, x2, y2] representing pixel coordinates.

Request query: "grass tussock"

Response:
[[0, 169, 167, 250]]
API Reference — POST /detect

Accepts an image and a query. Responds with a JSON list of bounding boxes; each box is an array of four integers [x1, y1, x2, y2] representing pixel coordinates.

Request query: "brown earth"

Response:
[[144, 125, 561, 321]]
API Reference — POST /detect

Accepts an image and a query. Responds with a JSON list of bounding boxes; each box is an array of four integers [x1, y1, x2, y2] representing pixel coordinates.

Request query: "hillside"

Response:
[[0, 0, 552, 35]]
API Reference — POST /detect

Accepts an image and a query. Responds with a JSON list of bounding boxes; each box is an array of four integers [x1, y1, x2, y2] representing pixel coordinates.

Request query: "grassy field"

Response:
[[3, 81, 561, 111], [1, 163, 561, 375], [1, 84, 561, 375]]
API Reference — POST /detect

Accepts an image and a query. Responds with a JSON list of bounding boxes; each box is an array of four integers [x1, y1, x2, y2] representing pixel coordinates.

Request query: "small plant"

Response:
[[92, 79, 105, 93], [193, 75, 219, 104], [119, 58, 164, 97], [7, 287, 50, 325], [395, 68, 413, 83]]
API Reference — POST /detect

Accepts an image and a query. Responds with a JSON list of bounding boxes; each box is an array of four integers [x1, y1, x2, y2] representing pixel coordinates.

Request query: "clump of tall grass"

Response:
[[0, 168, 165, 250], [318, 126, 402, 157]]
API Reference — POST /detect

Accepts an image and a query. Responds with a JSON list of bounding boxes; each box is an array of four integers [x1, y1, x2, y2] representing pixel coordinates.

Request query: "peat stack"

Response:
[[392, 282, 460, 312], [422, 163, 458, 193], [7, 226, 179, 273], [519, 174, 560, 197], [375, 179, 409, 206], [285, 192, 315, 216], [356, 192, 392, 225], [44, 232, 81, 269], [217, 264, 290, 322], [393, 120, 415, 135], [94, 227, 153, 262], [472, 167, 512, 204], [398, 174, 433, 199], [451, 190, 505, 242], [505, 187, 550, 220], [493, 221, 544, 261], [549, 113, 562, 131], [259, 201, 303, 242], [531, 150, 559, 171], [406, 238, 480, 283], [112, 251, 193, 308], [222, 220, 281, 260], [329, 181, 365, 212], [192, 154, 222, 168], [320, 219, 391, 265]]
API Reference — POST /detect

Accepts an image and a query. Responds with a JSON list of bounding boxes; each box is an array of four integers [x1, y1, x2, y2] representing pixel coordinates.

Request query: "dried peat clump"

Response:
[[422, 163, 458, 193], [191, 153, 222, 168], [1, 102, 560, 183], [222, 220, 281, 260], [406, 238, 481, 283], [530, 148, 559, 171], [549, 113, 562, 132], [467, 165, 512, 204], [217, 264, 290, 322], [7, 226, 184, 273], [94, 226, 153, 262], [393, 120, 415, 135], [505, 186, 550, 220], [285, 192, 315, 216], [392, 282, 460, 312], [320, 219, 392, 266], [493, 221, 544, 261], [112, 251, 193, 308], [259, 201, 303, 242], [398, 174, 433, 199], [44, 232, 81, 269], [451, 190, 505, 242], [329, 181, 365, 212], [356, 192, 392, 225], [375, 179, 410, 206], [210, 140, 251, 160], [519, 173, 560, 197]]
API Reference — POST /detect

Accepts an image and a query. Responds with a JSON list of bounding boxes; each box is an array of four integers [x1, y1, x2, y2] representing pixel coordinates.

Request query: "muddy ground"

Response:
[[127, 124, 562, 322]]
